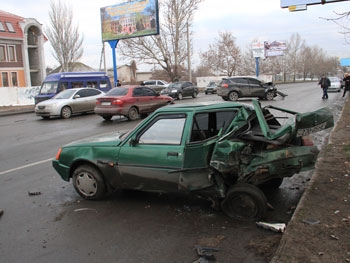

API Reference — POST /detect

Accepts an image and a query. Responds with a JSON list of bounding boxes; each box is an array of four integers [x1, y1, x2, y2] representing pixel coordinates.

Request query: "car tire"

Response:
[[192, 92, 198, 98], [221, 183, 267, 220], [102, 115, 112, 121], [61, 106, 72, 119], [266, 91, 275, 101], [72, 164, 107, 200], [222, 97, 228, 101], [177, 93, 183, 100], [228, 91, 239, 101], [205, 91, 208, 95], [127, 106, 139, 121]]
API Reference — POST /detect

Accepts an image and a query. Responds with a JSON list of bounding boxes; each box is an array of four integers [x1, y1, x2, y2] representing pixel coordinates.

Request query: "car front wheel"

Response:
[[221, 183, 267, 220], [266, 91, 275, 100], [228, 91, 239, 101], [61, 106, 72, 119], [192, 92, 198, 98], [177, 93, 183, 100], [72, 165, 107, 200]]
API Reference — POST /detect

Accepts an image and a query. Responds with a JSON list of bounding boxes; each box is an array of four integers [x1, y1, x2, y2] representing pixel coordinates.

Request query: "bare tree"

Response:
[[200, 32, 241, 77], [45, 0, 84, 72], [119, 0, 203, 82]]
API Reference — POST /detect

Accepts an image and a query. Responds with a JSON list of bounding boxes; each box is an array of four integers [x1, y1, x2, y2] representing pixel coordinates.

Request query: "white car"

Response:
[[35, 88, 105, 119], [328, 77, 341, 92], [142, 80, 169, 92]]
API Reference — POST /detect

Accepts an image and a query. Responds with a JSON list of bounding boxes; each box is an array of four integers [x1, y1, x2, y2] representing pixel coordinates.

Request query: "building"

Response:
[[0, 10, 46, 87]]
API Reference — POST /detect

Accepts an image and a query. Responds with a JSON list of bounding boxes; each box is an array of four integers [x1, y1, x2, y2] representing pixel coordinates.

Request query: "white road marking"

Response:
[[0, 158, 53, 175]]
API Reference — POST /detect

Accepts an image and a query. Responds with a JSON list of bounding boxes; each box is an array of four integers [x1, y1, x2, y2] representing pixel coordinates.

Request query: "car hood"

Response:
[[64, 131, 126, 148], [36, 98, 71, 107]]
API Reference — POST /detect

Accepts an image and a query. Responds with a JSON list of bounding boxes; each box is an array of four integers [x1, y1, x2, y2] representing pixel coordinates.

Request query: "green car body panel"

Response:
[[53, 100, 334, 200]]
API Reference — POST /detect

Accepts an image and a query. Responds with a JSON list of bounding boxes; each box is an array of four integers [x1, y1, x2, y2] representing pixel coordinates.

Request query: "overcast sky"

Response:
[[2, 0, 349, 71]]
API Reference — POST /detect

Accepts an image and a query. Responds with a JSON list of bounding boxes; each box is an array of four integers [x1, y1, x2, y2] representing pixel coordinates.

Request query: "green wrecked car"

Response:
[[53, 100, 334, 220]]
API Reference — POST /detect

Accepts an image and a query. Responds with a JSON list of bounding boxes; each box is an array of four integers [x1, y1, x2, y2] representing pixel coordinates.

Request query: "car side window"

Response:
[[133, 88, 143, 97], [77, 89, 100, 98], [142, 87, 157, 96], [139, 117, 186, 145], [235, 78, 248, 84], [248, 78, 261, 85]]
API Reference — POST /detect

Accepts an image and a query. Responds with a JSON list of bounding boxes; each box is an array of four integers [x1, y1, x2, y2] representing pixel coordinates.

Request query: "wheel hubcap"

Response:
[[76, 173, 97, 196]]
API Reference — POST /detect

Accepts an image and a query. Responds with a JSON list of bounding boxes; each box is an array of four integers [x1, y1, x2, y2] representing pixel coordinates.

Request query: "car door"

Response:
[[247, 78, 265, 98], [182, 82, 193, 97], [74, 89, 101, 113], [117, 114, 187, 192], [142, 87, 159, 112], [132, 87, 148, 113], [234, 78, 250, 97]]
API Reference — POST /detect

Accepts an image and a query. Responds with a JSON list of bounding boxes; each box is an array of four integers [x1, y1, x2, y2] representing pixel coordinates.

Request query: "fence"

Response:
[[0, 87, 40, 106]]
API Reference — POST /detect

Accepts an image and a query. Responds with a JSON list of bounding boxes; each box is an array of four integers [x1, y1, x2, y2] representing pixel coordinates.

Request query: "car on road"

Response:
[[160, 81, 198, 100], [142, 79, 169, 92], [94, 85, 174, 121], [53, 100, 334, 220], [204, 81, 218, 94], [35, 88, 105, 119], [328, 76, 341, 92], [216, 77, 277, 101]]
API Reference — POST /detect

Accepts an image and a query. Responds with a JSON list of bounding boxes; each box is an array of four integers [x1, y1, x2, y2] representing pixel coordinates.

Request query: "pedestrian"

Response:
[[342, 73, 350, 97], [116, 79, 121, 87], [318, 74, 331, 100]]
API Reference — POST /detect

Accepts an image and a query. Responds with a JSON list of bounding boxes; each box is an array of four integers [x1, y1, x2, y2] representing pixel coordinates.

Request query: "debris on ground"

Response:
[[256, 222, 286, 233], [193, 245, 219, 262], [28, 191, 41, 196]]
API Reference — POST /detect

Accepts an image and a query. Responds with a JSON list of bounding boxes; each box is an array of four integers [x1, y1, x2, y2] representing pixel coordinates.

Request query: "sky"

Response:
[[2, 0, 350, 71]]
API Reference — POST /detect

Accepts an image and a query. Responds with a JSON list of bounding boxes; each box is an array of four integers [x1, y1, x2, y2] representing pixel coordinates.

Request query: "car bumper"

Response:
[[52, 160, 71, 182], [94, 107, 128, 116]]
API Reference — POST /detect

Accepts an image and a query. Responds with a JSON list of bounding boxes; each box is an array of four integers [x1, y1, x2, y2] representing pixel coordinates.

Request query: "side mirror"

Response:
[[73, 95, 81, 99]]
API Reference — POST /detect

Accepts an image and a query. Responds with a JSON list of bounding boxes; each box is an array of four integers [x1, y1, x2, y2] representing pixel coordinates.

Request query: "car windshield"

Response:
[[40, 81, 59, 94], [54, 89, 76, 99], [168, 83, 182, 89], [329, 77, 339, 81], [106, 87, 128, 96]]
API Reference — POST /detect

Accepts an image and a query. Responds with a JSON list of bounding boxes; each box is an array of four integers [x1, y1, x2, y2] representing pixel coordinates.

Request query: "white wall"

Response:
[[0, 87, 40, 106]]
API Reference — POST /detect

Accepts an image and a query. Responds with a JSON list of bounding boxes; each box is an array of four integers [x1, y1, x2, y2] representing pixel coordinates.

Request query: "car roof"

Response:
[[154, 101, 253, 114]]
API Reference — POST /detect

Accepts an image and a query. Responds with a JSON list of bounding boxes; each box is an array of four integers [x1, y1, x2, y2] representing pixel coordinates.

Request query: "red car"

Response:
[[94, 85, 174, 121]]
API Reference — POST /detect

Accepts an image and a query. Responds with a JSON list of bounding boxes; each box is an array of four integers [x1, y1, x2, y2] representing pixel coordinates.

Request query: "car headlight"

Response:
[[171, 90, 177, 93]]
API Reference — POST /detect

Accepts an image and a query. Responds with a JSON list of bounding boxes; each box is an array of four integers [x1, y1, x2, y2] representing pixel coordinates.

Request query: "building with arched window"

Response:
[[0, 10, 46, 87]]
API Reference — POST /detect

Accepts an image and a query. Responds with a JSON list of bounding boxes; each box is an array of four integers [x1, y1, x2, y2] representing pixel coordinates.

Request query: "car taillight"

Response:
[[112, 99, 123, 105], [222, 83, 229, 88], [55, 148, 62, 160], [301, 135, 314, 146]]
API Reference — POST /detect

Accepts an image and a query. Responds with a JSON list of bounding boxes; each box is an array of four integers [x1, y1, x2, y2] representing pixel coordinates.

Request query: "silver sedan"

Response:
[[35, 88, 105, 119]]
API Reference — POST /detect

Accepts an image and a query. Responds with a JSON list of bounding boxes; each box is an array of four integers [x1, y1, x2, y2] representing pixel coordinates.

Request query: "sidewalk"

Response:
[[271, 96, 350, 262], [0, 105, 34, 116]]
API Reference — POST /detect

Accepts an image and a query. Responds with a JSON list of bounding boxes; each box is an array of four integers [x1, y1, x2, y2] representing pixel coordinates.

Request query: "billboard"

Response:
[[252, 41, 287, 58], [100, 0, 159, 42], [281, 0, 347, 8]]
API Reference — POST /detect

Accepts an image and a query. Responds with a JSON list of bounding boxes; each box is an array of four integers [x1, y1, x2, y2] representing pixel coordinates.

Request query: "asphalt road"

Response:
[[0, 82, 344, 263]]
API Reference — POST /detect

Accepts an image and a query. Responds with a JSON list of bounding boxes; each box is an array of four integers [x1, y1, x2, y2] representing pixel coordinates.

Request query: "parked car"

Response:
[[142, 80, 169, 92], [216, 77, 277, 101], [204, 81, 218, 94], [35, 88, 105, 119], [94, 85, 174, 121], [53, 100, 334, 220], [160, 81, 198, 100], [328, 76, 341, 92]]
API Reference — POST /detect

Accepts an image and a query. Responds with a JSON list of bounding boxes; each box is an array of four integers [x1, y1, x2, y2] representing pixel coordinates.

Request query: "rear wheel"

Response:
[[72, 165, 106, 200], [266, 91, 275, 100], [61, 106, 72, 119], [221, 183, 267, 220], [228, 91, 239, 101], [102, 115, 112, 121], [127, 107, 139, 121]]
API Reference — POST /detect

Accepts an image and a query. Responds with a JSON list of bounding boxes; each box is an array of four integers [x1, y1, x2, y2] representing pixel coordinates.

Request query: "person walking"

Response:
[[342, 73, 350, 97], [318, 74, 331, 100]]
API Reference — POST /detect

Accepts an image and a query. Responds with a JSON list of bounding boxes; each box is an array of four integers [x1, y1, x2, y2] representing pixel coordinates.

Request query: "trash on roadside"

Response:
[[28, 191, 41, 196], [74, 208, 97, 213], [193, 245, 219, 262], [256, 222, 286, 233], [302, 218, 320, 225]]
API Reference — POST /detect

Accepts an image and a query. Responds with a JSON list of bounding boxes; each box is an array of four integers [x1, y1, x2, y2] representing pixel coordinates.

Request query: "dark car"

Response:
[[160, 81, 198, 100], [94, 85, 174, 121], [204, 81, 218, 94], [216, 77, 277, 101], [53, 100, 334, 220]]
